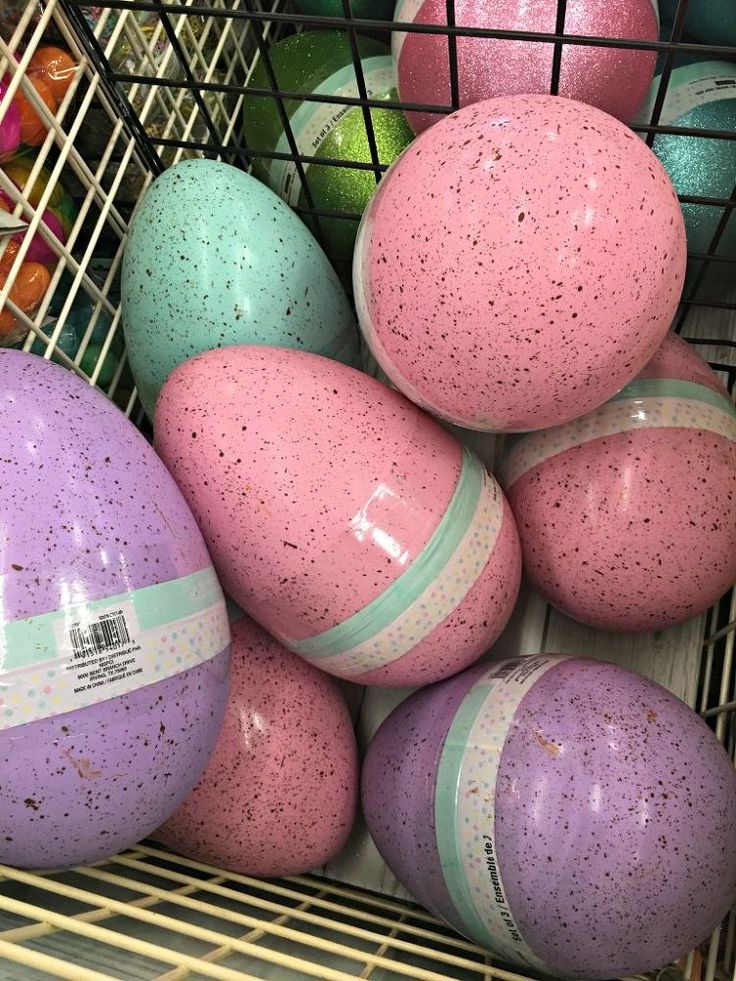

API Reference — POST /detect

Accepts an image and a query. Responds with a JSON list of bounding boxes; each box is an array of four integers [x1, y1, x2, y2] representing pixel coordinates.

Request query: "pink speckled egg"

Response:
[[354, 94, 686, 433], [153, 614, 358, 877], [154, 345, 521, 687], [0, 351, 230, 870], [393, 0, 659, 134], [362, 654, 736, 978], [499, 333, 736, 631]]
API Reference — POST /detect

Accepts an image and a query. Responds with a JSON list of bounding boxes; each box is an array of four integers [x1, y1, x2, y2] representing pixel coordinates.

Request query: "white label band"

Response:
[[269, 56, 397, 207], [435, 655, 559, 970], [0, 567, 230, 730], [637, 62, 736, 127], [500, 393, 736, 490]]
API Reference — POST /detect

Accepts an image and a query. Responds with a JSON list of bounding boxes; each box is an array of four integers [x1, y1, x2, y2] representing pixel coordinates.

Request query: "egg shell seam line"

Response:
[[499, 396, 736, 489], [610, 378, 736, 415], [0, 604, 229, 731], [302, 462, 503, 678], [282, 447, 493, 661], [0, 566, 223, 670], [434, 654, 557, 971]]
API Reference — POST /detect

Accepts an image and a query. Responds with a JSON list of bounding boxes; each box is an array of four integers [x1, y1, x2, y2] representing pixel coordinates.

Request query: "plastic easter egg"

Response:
[[3, 153, 65, 209], [154, 345, 522, 688], [13, 73, 56, 147], [154, 615, 358, 876], [294, 0, 395, 18], [0, 242, 51, 342], [637, 62, 736, 299], [499, 333, 736, 631], [393, 0, 659, 134], [659, 0, 736, 46], [362, 654, 736, 979], [243, 31, 414, 267], [28, 47, 77, 105], [0, 351, 231, 869], [0, 78, 21, 161], [121, 158, 361, 419], [354, 94, 686, 433]]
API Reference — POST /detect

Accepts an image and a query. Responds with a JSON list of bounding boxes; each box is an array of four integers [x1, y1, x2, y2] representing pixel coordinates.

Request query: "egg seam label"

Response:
[[0, 566, 230, 730], [281, 448, 503, 678], [434, 654, 559, 971], [268, 56, 397, 207], [637, 62, 736, 126], [499, 386, 736, 489]]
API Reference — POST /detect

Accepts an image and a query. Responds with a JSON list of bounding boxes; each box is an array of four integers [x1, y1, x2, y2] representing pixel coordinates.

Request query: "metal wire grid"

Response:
[[58, 0, 736, 314], [0, 0, 277, 416], [0, 2, 734, 979]]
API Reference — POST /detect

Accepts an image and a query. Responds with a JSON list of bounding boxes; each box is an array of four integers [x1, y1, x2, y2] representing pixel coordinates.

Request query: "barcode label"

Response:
[[70, 612, 132, 659]]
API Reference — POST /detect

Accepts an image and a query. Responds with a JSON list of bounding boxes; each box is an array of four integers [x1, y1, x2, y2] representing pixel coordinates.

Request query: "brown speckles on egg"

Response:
[[502, 334, 736, 631], [353, 94, 686, 432], [154, 616, 358, 877], [154, 345, 521, 687], [0, 351, 230, 869]]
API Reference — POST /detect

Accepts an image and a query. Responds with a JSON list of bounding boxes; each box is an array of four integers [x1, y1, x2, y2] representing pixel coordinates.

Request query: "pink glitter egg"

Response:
[[499, 333, 736, 631], [354, 94, 686, 433], [153, 614, 358, 877], [154, 345, 522, 688], [393, 0, 659, 134]]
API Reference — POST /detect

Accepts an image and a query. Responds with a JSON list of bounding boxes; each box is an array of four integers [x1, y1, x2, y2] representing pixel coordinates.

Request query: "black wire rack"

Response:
[[57, 0, 736, 317]]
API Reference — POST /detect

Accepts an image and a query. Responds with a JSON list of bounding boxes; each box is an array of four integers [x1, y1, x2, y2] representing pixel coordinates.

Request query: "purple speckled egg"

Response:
[[362, 654, 736, 978], [153, 614, 358, 877], [154, 345, 521, 688], [353, 94, 686, 432], [393, 0, 659, 134], [0, 351, 231, 869], [499, 333, 736, 631]]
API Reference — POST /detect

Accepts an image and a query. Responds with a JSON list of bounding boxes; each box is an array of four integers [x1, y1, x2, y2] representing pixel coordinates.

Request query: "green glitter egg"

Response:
[[638, 61, 736, 299], [293, 0, 395, 18], [243, 31, 414, 268]]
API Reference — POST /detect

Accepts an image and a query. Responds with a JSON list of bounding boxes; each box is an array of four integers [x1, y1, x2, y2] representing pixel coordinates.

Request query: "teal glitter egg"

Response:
[[658, 0, 736, 46], [638, 61, 736, 299], [243, 31, 414, 272]]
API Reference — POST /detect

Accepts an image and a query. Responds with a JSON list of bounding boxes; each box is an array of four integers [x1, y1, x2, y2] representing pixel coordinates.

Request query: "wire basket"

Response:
[[0, 1, 735, 978]]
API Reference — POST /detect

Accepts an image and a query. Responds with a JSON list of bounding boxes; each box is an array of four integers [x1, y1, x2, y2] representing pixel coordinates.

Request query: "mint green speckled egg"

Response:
[[121, 159, 361, 418]]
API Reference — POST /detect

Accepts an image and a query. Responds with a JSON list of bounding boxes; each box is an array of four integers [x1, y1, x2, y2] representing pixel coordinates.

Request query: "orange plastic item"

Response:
[[0, 241, 51, 337], [15, 74, 56, 146], [28, 47, 77, 104]]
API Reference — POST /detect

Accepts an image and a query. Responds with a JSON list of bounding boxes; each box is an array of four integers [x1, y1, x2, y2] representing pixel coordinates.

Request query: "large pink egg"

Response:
[[0, 351, 230, 869], [499, 333, 736, 631], [154, 346, 521, 687], [154, 614, 358, 876], [354, 95, 686, 433], [393, 0, 659, 134], [362, 654, 736, 978]]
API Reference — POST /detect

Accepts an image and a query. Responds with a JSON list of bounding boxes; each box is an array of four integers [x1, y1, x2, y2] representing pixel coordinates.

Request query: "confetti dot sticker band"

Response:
[[0, 566, 229, 730]]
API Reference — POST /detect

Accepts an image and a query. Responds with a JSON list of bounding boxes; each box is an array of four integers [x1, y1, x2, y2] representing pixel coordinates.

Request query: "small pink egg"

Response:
[[394, 0, 659, 134], [354, 94, 686, 433], [499, 333, 736, 631], [153, 615, 358, 877], [154, 346, 521, 687]]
